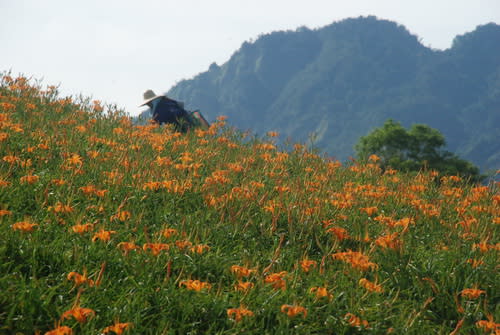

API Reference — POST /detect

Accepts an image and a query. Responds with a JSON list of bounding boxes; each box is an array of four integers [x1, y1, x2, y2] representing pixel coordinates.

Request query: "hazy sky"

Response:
[[1, 0, 499, 116]]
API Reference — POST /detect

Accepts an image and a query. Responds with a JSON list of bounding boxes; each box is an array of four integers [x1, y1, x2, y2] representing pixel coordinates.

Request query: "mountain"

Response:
[[166, 16, 500, 172]]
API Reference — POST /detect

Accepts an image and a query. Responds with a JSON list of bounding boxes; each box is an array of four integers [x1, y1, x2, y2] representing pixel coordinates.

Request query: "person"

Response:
[[139, 90, 194, 132]]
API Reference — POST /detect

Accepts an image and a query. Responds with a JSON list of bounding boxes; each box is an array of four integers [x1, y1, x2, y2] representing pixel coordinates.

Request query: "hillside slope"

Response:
[[1, 74, 499, 334], [167, 16, 500, 171]]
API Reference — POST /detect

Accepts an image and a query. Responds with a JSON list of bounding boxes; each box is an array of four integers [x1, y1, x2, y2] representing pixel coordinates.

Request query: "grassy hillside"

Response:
[[1, 74, 499, 334]]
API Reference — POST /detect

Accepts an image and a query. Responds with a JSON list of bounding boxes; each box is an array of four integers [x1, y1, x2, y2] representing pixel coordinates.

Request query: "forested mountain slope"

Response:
[[166, 16, 500, 171]]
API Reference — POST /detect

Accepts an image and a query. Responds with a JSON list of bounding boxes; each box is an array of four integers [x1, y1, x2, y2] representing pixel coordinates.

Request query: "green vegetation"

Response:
[[355, 119, 483, 182], [1, 75, 499, 334], [166, 16, 500, 172]]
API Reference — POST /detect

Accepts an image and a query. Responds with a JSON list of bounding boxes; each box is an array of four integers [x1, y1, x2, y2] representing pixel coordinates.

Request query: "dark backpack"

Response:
[[152, 97, 194, 132]]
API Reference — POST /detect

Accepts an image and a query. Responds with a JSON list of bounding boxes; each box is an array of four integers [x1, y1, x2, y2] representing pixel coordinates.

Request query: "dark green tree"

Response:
[[355, 119, 483, 182]]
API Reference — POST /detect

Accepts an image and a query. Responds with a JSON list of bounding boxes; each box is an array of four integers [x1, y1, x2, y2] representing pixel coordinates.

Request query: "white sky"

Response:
[[1, 0, 499, 116]]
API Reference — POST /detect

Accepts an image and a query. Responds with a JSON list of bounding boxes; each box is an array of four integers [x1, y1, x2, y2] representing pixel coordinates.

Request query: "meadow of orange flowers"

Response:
[[0, 73, 499, 334]]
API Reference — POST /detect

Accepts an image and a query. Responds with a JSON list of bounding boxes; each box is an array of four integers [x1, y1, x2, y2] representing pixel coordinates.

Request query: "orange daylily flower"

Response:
[[155, 156, 173, 167], [360, 206, 378, 216], [67, 270, 94, 287], [71, 223, 94, 234], [3, 155, 19, 164], [44, 325, 73, 335], [94, 189, 108, 197], [52, 179, 66, 186], [473, 240, 499, 253], [12, 221, 38, 232], [67, 153, 83, 166], [345, 313, 369, 328], [460, 288, 485, 299], [91, 229, 116, 242], [299, 258, 317, 273], [0, 209, 12, 216], [49, 202, 74, 214], [117, 242, 140, 256], [227, 162, 244, 173], [250, 181, 265, 189], [359, 278, 384, 293], [79, 185, 97, 195], [234, 280, 254, 292], [92, 100, 103, 112], [466, 259, 484, 268], [332, 250, 378, 271], [374, 232, 402, 250], [280, 304, 307, 318], [110, 210, 131, 222], [61, 305, 95, 323], [0, 178, 11, 188], [263, 201, 278, 214], [309, 286, 333, 300], [190, 244, 210, 254], [161, 228, 178, 239], [175, 240, 192, 250], [37, 143, 49, 150], [19, 158, 32, 168], [227, 306, 254, 322], [79, 185, 107, 197], [142, 243, 170, 256], [264, 271, 287, 290], [394, 217, 414, 230], [472, 241, 490, 253], [20, 174, 39, 184], [103, 321, 133, 334], [326, 226, 350, 241], [75, 125, 86, 133], [230, 265, 256, 278], [476, 314, 500, 333], [179, 279, 211, 291]]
